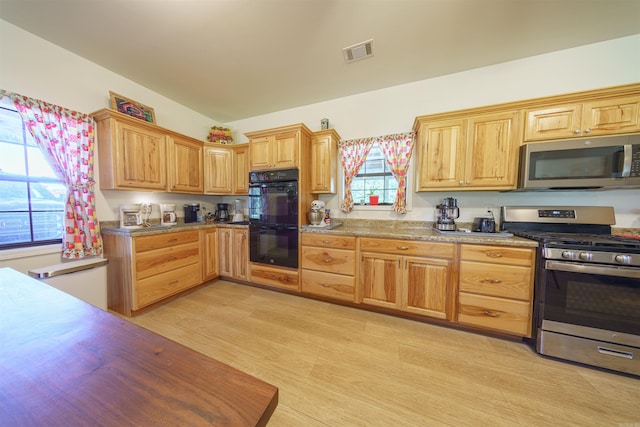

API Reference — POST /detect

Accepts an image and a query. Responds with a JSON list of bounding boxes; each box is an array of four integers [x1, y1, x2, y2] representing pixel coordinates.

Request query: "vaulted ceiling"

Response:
[[1, 0, 638, 122]]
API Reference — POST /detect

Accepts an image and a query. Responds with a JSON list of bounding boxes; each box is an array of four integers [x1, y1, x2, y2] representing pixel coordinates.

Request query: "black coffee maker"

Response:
[[215, 203, 229, 222], [184, 203, 200, 223]]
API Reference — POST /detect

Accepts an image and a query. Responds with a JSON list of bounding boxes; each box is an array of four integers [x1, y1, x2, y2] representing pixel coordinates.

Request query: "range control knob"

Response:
[[561, 251, 576, 259], [579, 252, 593, 261], [614, 254, 632, 265]]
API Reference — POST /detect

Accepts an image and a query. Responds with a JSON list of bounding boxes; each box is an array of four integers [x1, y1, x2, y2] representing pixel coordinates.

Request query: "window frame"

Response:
[[0, 100, 66, 250]]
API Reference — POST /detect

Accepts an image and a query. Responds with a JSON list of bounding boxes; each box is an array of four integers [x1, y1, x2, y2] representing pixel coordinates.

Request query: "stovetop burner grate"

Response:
[[512, 231, 640, 250]]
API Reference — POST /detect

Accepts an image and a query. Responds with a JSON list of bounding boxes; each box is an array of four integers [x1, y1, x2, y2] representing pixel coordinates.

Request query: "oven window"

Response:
[[248, 182, 298, 225], [249, 225, 298, 269], [544, 270, 640, 335]]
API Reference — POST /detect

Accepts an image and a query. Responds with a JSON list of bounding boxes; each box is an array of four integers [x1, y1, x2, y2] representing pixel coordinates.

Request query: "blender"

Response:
[[232, 199, 244, 223], [434, 197, 460, 231]]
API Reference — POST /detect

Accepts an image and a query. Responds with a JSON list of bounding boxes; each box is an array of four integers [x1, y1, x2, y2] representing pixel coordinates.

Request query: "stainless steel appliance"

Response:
[[248, 169, 299, 269], [501, 206, 640, 376], [434, 197, 459, 231], [214, 203, 229, 222], [519, 134, 640, 190], [184, 203, 200, 223]]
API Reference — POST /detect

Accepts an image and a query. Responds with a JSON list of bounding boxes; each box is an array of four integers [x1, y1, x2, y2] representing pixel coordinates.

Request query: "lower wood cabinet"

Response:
[[103, 229, 202, 316], [202, 228, 219, 282], [250, 263, 299, 291], [359, 237, 456, 320], [218, 227, 249, 280], [457, 244, 535, 337], [301, 234, 356, 302]]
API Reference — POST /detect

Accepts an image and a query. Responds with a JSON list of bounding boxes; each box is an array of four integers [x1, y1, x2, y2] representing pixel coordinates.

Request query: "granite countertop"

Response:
[[100, 220, 249, 236], [301, 220, 539, 248]]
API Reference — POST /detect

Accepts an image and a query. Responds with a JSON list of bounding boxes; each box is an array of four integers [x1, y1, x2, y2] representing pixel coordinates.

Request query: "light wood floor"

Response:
[[130, 280, 640, 426]]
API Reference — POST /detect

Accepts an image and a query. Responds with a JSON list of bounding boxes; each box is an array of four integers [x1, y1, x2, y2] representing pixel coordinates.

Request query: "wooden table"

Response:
[[0, 268, 278, 426]]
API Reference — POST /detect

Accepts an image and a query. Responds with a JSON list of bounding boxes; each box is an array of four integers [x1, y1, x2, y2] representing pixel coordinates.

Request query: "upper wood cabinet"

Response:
[[93, 108, 204, 193], [524, 94, 640, 141], [94, 109, 168, 191], [203, 144, 249, 195], [414, 110, 520, 191], [310, 129, 340, 194], [232, 145, 249, 194], [168, 134, 204, 193], [204, 145, 233, 194], [245, 124, 312, 171]]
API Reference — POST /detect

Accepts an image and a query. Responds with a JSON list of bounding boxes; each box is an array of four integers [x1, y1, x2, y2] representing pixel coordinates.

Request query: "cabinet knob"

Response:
[[322, 258, 333, 263], [459, 181, 464, 185], [483, 310, 500, 317], [397, 246, 409, 250], [481, 278, 502, 284], [575, 129, 581, 134], [585, 128, 592, 133]]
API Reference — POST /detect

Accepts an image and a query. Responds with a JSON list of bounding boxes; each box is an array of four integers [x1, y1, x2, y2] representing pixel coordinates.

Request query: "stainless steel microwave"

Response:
[[518, 134, 640, 190]]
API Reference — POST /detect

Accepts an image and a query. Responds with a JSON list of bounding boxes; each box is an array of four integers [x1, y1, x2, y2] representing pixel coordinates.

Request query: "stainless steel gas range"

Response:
[[501, 206, 640, 376]]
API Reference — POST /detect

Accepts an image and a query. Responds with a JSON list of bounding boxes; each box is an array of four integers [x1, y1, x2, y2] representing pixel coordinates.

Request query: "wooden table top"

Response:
[[0, 267, 278, 426]]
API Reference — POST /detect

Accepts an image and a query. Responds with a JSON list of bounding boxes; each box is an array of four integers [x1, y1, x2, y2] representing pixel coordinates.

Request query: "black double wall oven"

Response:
[[248, 169, 299, 269]]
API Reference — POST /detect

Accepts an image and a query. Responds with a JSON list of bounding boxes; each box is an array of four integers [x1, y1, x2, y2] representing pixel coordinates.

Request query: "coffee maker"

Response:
[[215, 203, 229, 222], [160, 204, 177, 225], [434, 197, 460, 231], [184, 203, 200, 223]]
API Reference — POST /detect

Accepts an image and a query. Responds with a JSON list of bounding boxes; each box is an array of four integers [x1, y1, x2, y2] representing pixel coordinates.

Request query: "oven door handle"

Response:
[[545, 260, 640, 279]]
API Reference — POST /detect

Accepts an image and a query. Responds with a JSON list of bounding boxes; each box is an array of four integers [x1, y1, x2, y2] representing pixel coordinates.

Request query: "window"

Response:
[[0, 100, 65, 248], [350, 143, 397, 206]]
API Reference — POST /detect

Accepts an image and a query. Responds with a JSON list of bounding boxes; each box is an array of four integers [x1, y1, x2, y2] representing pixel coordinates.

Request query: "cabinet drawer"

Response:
[[301, 246, 355, 275], [135, 242, 200, 280], [135, 231, 200, 252], [301, 269, 355, 302], [458, 292, 531, 337], [250, 263, 299, 291], [135, 262, 202, 309], [301, 234, 356, 249], [360, 237, 455, 258], [460, 244, 534, 266], [459, 261, 532, 301]]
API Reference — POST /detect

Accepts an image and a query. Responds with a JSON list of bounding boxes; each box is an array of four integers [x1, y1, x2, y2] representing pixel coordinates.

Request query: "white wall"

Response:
[[226, 35, 640, 228], [1, 17, 639, 270]]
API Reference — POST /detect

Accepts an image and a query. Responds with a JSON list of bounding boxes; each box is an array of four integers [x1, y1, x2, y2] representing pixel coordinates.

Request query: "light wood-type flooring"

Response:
[[130, 280, 640, 426]]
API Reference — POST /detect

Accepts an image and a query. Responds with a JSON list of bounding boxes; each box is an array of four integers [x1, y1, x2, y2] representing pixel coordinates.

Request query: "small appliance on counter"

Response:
[[119, 204, 143, 229], [214, 203, 229, 222], [472, 211, 496, 233], [232, 199, 244, 223], [307, 200, 326, 227], [160, 203, 177, 225], [184, 203, 200, 223], [434, 197, 459, 231]]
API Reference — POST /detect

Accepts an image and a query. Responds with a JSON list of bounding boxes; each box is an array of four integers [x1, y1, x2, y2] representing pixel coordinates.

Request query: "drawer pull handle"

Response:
[[167, 256, 177, 262], [397, 246, 409, 250], [481, 278, 502, 284], [486, 252, 503, 258], [597, 346, 633, 359], [168, 238, 178, 243], [321, 283, 331, 288], [322, 240, 331, 244], [169, 280, 179, 285], [322, 258, 333, 263], [483, 310, 500, 317]]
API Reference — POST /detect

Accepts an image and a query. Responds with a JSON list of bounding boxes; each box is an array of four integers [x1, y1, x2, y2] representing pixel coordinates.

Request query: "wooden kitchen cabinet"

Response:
[[102, 229, 202, 316], [218, 226, 249, 280], [232, 145, 249, 194], [457, 244, 535, 337], [245, 124, 312, 171], [204, 144, 249, 195], [414, 110, 520, 191], [524, 94, 640, 142], [168, 134, 203, 193], [202, 228, 219, 282], [301, 234, 356, 302], [93, 108, 205, 193], [359, 237, 456, 320], [310, 129, 340, 194], [204, 145, 233, 194], [94, 109, 167, 191]]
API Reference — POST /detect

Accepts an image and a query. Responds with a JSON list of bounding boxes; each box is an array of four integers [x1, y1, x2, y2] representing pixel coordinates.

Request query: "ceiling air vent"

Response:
[[343, 39, 374, 63]]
